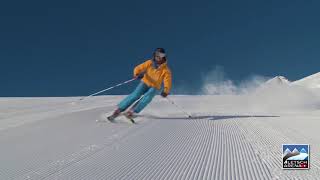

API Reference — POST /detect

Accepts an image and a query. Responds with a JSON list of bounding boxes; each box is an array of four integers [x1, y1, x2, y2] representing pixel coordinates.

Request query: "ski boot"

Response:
[[107, 108, 122, 122]]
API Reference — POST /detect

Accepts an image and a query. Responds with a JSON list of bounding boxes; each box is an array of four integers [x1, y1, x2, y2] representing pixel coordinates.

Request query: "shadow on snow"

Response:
[[140, 114, 280, 121]]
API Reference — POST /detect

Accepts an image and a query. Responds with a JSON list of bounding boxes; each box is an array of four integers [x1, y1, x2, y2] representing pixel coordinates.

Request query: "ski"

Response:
[[96, 112, 136, 124], [124, 115, 136, 124]]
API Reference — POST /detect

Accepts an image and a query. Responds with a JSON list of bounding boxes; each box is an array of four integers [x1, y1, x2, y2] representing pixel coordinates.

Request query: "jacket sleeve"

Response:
[[133, 60, 152, 77], [163, 69, 172, 94]]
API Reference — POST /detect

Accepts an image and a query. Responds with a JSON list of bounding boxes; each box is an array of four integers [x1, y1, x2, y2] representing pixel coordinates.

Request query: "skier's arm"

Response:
[[133, 60, 152, 77], [163, 70, 172, 94]]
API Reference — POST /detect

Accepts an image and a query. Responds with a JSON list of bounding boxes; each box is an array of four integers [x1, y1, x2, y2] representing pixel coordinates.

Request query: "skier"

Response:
[[107, 48, 172, 122]]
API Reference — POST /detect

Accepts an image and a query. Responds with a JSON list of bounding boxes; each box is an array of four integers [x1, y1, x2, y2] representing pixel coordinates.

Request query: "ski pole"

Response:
[[165, 97, 193, 118], [79, 78, 137, 101]]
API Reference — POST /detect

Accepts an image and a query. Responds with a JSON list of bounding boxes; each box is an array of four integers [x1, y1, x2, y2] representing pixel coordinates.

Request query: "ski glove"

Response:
[[161, 91, 168, 98], [134, 73, 144, 79]]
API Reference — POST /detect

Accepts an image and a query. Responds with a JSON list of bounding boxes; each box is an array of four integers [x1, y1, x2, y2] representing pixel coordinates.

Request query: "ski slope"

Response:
[[0, 95, 320, 180]]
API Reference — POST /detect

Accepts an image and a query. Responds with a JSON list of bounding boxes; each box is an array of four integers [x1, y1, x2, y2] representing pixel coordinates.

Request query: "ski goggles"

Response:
[[154, 51, 166, 58]]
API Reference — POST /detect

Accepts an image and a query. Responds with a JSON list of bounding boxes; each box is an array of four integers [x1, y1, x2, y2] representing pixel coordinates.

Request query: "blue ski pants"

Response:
[[118, 82, 157, 113]]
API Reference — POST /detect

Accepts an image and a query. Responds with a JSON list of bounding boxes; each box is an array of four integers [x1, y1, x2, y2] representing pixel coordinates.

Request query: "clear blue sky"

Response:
[[1, 0, 320, 96]]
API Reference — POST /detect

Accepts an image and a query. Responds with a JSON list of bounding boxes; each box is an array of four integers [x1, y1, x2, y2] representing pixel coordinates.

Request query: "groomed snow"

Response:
[[0, 95, 319, 180]]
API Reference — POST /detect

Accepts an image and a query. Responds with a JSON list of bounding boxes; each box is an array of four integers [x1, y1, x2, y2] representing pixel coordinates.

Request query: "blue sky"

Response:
[[1, 0, 320, 96]]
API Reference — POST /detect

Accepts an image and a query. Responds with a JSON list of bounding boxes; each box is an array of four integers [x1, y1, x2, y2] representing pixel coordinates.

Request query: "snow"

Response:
[[1, 95, 320, 180], [259, 72, 320, 90], [264, 76, 290, 86], [292, 72, 320, 89]]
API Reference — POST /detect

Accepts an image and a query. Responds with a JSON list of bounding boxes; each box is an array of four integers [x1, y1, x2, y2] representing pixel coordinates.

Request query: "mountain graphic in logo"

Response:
[[283, 148, 299, 161], [300, 148, 307, 153]]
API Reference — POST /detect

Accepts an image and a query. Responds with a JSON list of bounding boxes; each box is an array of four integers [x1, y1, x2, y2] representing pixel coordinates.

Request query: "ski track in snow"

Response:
[[0, 96, 319, 180]]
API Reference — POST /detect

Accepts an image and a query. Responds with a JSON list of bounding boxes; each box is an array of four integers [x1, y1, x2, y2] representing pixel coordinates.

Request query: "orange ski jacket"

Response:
[[133, 59, 172, 94]]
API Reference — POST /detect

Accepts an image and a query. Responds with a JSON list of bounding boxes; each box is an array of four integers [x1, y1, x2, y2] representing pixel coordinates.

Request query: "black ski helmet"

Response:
[[153, 48, 167, 62], [154, 48, 166, 54]]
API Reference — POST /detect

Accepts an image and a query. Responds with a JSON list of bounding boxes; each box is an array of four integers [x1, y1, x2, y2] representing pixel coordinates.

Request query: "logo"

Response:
[[282, 144, 309, 169]]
